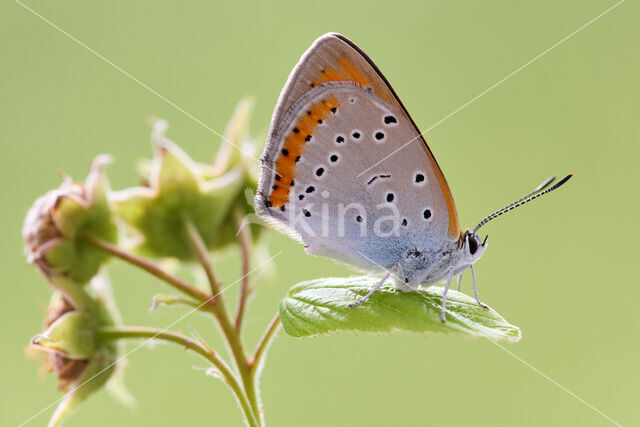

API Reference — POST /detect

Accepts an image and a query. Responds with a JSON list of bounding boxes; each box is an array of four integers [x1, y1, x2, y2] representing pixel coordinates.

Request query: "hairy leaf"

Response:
[[280, 276, 521, 342]]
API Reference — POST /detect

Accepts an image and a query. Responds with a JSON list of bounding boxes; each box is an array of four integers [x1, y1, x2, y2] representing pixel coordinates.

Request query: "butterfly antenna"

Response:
[[498, 174, 557, 211], [475, 174, 557, 223], [472, 174, 573, 233]]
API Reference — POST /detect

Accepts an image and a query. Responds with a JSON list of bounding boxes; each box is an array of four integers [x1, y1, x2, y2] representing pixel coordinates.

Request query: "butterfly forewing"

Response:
[[257, 33, 461, 271]]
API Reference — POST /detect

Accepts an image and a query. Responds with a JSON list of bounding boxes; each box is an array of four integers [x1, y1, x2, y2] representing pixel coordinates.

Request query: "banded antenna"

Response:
[[473, 174, 573, 233]]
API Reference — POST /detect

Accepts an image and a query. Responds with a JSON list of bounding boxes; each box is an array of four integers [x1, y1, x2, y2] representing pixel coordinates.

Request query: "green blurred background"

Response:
[[2, 0, 638, 425]]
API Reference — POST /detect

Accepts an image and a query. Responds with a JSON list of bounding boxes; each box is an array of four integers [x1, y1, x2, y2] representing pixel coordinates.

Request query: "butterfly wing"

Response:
[[256, 33, 461, 270]]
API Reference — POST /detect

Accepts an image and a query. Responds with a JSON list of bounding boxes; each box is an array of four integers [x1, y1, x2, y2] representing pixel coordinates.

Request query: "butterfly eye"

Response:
[[468, 235, 479, 255]]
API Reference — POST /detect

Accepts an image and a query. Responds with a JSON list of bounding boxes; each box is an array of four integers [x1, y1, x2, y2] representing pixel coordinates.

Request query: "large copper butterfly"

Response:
[[256, 33, 571, 321]]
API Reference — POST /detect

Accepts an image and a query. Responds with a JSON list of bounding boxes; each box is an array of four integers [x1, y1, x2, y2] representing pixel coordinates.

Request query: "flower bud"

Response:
[[23, 155, 118, 284], [207, 99, 269, 250], [29, 276, 124, 426], [111, 120, 245, 259]]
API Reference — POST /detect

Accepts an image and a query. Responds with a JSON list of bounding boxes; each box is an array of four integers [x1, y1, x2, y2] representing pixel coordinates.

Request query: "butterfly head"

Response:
[[461, 229, 488, 264]]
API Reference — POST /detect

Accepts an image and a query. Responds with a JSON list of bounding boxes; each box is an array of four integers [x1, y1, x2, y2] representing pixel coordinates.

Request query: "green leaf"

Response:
[[280, 276, 521, 342]]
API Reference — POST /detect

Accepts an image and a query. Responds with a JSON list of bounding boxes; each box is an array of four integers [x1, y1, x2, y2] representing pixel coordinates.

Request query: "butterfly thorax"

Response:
[[393, 230, 486, 288]]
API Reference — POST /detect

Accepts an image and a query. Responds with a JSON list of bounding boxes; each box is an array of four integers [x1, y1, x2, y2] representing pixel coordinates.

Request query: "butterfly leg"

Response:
[[471, 265, 488, 309], [347, 265, 396, 309], [393, 263, 412, 291], [441, 267, 454, 323], [456, 272, 463, 292]]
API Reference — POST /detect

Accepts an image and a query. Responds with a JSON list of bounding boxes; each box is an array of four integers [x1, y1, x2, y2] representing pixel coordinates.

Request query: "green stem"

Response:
[[86, 235, 212, 307], [97, 326, 258, 427], [182, 219, 261, 425], [46, 274, 95, 310], [234, 210, 251, 332], [181, 220, 223, 299], [249, 313, 280, 373]]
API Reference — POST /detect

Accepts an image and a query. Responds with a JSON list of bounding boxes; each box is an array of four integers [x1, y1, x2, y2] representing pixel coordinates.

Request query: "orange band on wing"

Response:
[[439, 172, 460, 238], [269, 95, 340, 208], [427, 151, 460, 238], [311, 59, 370, 89], [322, 67, 345, 82], [313, 67, 344, 86], [312, 58, 395, 105], [338, 57, 369, 87]]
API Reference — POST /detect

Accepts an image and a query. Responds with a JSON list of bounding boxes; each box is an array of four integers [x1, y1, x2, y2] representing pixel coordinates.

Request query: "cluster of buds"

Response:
[[22, 156, 124, 426], [28, 274, 128, 426], [23, 155, 118, 284], [23, 100, 264, 425], [111, 99, 266, 259]]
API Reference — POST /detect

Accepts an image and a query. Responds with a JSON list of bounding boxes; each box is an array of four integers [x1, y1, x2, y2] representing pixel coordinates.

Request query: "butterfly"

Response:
[[255, 33, 571, 321]]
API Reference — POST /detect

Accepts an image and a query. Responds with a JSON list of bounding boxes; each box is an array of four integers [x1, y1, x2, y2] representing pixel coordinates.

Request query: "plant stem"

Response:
[[86, 235, 211, 307], [249, 313, 280, 373], [234, 210, 251, 332], [182, 220, 222, 298], [97, 326, 258, 427], [182, 219, 261, 424]]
